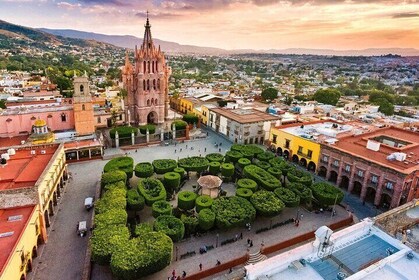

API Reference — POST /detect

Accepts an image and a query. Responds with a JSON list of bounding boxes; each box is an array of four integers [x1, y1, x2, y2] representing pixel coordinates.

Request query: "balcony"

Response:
[[20, 252, 31, 271], [244, 132, 250, 136], [283, 144, 290, 149], [257, 130, 263, 135], [297, 151, 312, 159]]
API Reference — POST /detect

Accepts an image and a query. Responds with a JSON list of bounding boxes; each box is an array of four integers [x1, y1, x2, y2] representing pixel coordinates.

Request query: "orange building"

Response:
[[73, 74, 95, 136]]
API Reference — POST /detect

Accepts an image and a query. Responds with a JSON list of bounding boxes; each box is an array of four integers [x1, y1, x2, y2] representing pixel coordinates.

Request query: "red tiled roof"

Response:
[[0, 205, 36, 276], [0, 136, 29, 148], [64, 139, 102, 150]]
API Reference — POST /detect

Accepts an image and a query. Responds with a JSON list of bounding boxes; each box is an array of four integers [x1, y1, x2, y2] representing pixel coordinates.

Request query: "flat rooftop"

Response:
[[0, 205, 36, 276], [0, 145, 58, 190], [211, 108, 279, 124]]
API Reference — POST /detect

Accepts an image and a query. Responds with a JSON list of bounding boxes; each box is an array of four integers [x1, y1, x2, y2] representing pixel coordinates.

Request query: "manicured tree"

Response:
[[101, 170, 127, 188], [94, 208, 128, 229], [237, 158, 252, 168], [178, 157, 209, 173], [152, 200, 172, 218], [250, 190, 285, 217], [182, 113, 199, 125], [220, 163, 234, 178], [109, 126, 138, 139], [195, 195, 214, 213], [208, 161, 221, 175], [173, 167, 185, 179], [205, 153, 224, 163], [91, 225, 130, 265], [104, 156, 134, 178], [311, 182, 344, 206], [181, 214, 199, 237], [134, 162, 154, 178], [172, 120, 187, 130], [274, 187, 300, 208], [267, 166, 282, 179], [126, 189, 145, 211], [269, 157, 284, 168], [139, 124, 156, 134], [236, 188, 253, 200], [225, 150, 243, 163], [198, 208, 216, 231], [287, 169, 312, 187], [163, 172, 181, 194], [289, 182, 312, 205], [243, 165, 281, 191], [211, 196, 256, 229], [110, 229, 172, 279], [95, 186, 127, 214], [255, 160, 271, 170], [231, 144, 264, 158], [137, 178, 166, 206], [240, 150, 255, 160], [236, 178, 258, 192], [257, 151, 275, 162], [177, 190, 197, 210], [278, 161, 294, 185], [103, 181, 127, 192], [153, 215, 185, 242], [152, 159, 177, 174]]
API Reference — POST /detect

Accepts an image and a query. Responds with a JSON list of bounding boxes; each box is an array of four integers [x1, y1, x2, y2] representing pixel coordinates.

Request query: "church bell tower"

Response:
[[73, 72, 95, 135]]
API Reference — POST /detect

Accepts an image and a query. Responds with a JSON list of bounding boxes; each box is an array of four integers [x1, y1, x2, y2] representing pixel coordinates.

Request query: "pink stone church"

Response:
[[122, 16, 171, 125]]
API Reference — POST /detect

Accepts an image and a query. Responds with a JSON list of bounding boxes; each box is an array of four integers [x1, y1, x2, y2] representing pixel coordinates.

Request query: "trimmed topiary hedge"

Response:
[[182, 113, 199, 124], [243, 164, 281, 191], [152, 200, 172, 218], [269, 157, 284, 167], [278, 161, 294, 177], [289, 182, 313, 204], [181, 214, 198, 236], [104, 157, 134, 178], [139, 124, 156, 135], [257, 151, 275, 162], [208, 161, 221, 175], [110, 229, 172, 279], [126, 189, 145, 211], [153, 215, 185, 242], [205, 153, 224, 163], [267, 166, 282, 179], [198, 208, 216, 231], [178, 156, 209, 173], [173, 167, 185, 178], [172, 120, 187, 130], [101, 170, 127, 188], [274, 187, 300, 208], [134, 162, 154, 178], [287, 169, 312, 187], [211, 196, 256, 229], [152, 159, 177, 174], [310, 182, 344, 206], [91, 225, 130, 265], [94, 208, 128, 229], [225, 150, 243, 163], [231, 144, 264, 159], [163, 172, 181, 194], [137, 178, 166, 206], [236, 178, 258, 192], [103, 181, 127, 192], [236, 188, 253, 200], [255, 160, 271, 170], [177, 190, 198, 210], [250, 190, 285, 217], [221, 163, 234, 178], [109, 126, 138, 139], [95, 186, 127, 214], [195, 195, 214, 213], [237, 158, 252, 168]]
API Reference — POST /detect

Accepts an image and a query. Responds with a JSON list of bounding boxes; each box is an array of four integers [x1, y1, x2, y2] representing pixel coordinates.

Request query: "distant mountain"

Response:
[[259, 48, 419, 57], [39, 28, 228, 55]]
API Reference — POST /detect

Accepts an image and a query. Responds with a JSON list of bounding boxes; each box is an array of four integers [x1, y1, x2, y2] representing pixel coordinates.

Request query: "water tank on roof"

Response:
[[7, 148, 16, 155], [1, 153, 10, 160]]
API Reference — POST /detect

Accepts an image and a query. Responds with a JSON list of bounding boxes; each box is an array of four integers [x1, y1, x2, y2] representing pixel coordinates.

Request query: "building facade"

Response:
[[73, 74, 95, 136], [122, 16, 171, 125]]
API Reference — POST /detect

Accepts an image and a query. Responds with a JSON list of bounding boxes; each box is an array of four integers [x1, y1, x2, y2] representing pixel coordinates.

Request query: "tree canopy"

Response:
[[261, 87, 278, 102], [313, 88, 341, 106]]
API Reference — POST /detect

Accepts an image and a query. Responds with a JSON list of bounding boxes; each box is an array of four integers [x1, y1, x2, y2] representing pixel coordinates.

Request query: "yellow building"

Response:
[[179, 97, 195, 115]]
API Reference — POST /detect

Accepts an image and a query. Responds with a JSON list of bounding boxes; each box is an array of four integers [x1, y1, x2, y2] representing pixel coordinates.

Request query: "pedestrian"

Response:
[[219, 148, 221, 152], [135, 149, 138, 153], [180, 148, 182, 152], [199, 154, 202, 157], [235, 234, 238, 241], [175, 149, 177, 153], [220, 142, 222, 146], [216, 260, 221, 266], [172, 269, 176, 277], [247, 238, 251, 245], [300, 214, 303, 220], [186, 144, 188, 149], [240, 232, 243, 240], [295, 219, 300, 227], [229, 268, 233, 273], [199, 263, 202, 271], [204, 147, 207, 152], [250, 240, 253, 247], [182, 271, 186, 278]]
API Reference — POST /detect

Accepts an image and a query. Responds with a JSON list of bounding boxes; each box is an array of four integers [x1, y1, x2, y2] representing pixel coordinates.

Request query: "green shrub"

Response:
[[101, 171, 127, 188], [109, 126, 138, 139], [173, 167, 185, 178], [289, 183, 312, 204], [172, 120, 187, 130], [134, 162, 154, 178], [152, 159, 177, 174], [250, 190, 285, 217], [274, 187, 300, 207], [137, 178, 166, 206], [110, 230, 172, 279], [133, 223, 153, 237], [198, 208, 215, 231], [181, 214, 198, 236], [237, 158, 252, 168], [208, 161, 221, 175], [126, 189, 145, 211], [231, 144, 264, 159], [182, 113, 199, 124], [178, 156, 209, 173], [139, 124, 156, 134], [311, 182, 344, 206], [278, 161, 294, 177], [177, 191, 197, 210], [104, 157, 134, 178], [154, 215, 185, 242], [95, 186, 127, 214], [102, 181, 126, 192], [236, 178, 258, 192], [267, 166, 282, 179], [269, 157, 284, 168], [221, 163, 234, 178], [225, 150, 243, 163], [257, 151, 275, 162], [94, 208, 127, 229], [152, 200, 172, 218], [243, 164, 281, 191], [236, 188, 253, 200], [287, 169, 312, 187], [255, 160, 271, 170], [211, 196, 256, 229], [205, 153, 224, 163], [195, 195, 214, 213], [163, 172, 181, 194], [91, 225, 130, 265]]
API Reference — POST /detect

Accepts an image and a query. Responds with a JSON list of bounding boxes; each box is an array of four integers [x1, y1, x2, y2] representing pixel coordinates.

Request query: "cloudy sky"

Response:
[[1, 0, 419, 50]]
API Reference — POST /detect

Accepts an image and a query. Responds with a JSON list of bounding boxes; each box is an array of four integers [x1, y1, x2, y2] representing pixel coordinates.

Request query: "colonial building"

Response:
[[73, 74, 95, 136], [122, 16, 171, 125]]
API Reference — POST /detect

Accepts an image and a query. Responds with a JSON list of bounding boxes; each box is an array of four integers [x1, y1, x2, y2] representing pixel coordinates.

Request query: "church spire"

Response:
[[142, 11, 154, 51]]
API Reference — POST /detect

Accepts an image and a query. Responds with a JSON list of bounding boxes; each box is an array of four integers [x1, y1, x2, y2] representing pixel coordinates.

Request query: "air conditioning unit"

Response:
[[30, 150, 36, 155], [41, 150, 46, 154], [7, 148, 16, 156], [366, 140, 380, 151]]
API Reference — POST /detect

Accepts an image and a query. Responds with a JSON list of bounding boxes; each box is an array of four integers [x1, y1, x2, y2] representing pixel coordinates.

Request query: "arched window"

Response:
[[154, 98, 157, 105], [152, 61, 155, 73], [157, 79, 160, 90], [143, 61, 146, 73], [61, 113, 66, 122], [147, 80, 150, 91], [80, 85, 84, 93], [147, 61, 150, 73], [82, 104, 85, 111], [147, 99, 150, 106], [155, 61, 158, 72], [143, 80, 146, 91], [153, 79, 156, 90]]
